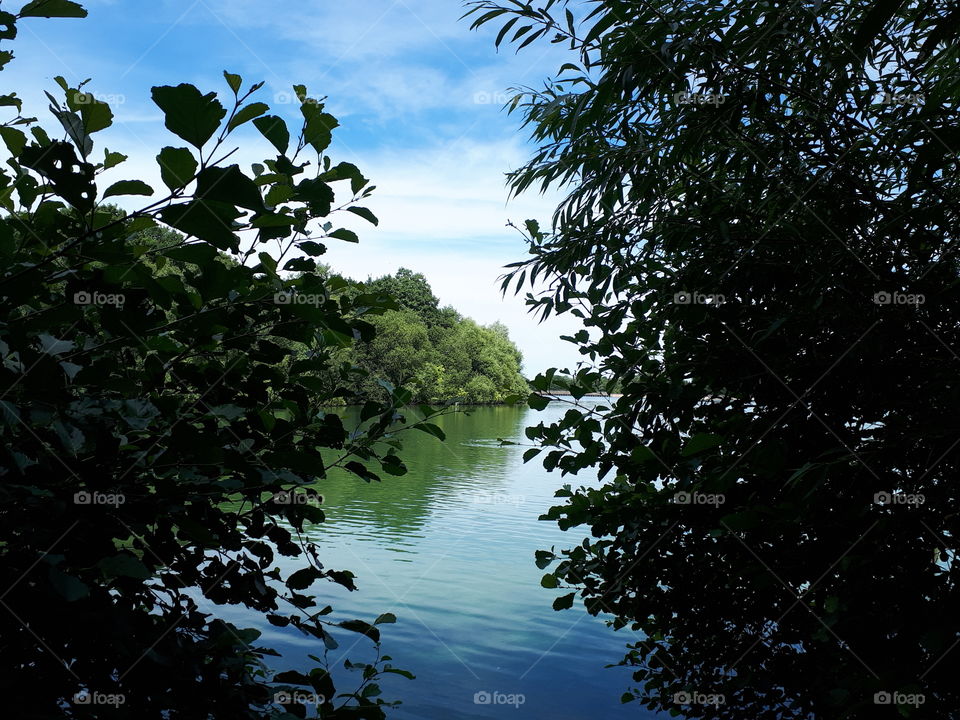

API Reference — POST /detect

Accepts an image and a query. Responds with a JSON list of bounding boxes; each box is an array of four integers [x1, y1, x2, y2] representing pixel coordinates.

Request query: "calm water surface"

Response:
[[224, 399, 660, 720]]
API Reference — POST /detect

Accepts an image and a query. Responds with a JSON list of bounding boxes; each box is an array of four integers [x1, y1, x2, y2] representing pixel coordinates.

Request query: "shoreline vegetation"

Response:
[[305, 266, 530, 406]]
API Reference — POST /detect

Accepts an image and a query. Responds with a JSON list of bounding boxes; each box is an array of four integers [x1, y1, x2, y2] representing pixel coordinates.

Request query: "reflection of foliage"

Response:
[[0, 5, 443, 718], [316, 405, 528, 536], [469, 1, 960, 719]]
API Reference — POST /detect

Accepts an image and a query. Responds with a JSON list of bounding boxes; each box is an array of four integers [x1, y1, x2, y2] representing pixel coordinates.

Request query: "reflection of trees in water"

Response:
[[308, 406, 528, 538]]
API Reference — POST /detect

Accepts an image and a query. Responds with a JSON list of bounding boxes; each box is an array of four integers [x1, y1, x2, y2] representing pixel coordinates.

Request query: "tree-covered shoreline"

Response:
[[308, 266, 531, 406]]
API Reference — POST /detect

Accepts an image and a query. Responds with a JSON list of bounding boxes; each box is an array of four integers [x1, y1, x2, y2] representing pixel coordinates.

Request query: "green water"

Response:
[[231, 399, 659, 719]]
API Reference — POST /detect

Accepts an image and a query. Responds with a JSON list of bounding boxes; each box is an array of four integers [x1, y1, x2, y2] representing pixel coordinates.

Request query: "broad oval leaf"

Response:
[[103, 179, 153, 199], [156, 146, 197, 190], [151, 84, 226, 148]]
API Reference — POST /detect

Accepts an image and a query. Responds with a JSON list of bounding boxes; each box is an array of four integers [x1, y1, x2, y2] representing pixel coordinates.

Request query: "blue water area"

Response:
[[215, 399, 662, 719]]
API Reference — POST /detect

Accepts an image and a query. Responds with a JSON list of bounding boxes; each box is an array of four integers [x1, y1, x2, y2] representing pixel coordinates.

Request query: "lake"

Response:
[[221, 398, 660, 719]]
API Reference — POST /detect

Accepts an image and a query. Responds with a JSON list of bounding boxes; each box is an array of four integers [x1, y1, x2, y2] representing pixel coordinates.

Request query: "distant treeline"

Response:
[[318, 266, 530, 405]]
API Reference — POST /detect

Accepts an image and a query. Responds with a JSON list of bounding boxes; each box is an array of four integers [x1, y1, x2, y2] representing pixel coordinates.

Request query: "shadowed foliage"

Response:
[[467, 1, 960, 718], [0, 5, 444, 718]]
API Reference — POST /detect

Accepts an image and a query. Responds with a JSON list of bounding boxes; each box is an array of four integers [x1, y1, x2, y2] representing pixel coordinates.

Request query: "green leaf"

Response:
[[68, 90, 113, 133], [228, 102, 269, 131], [338, 619, 380, 642], [274, 670, 312, 686], [540, 573, 559, 589], [103, 179, 153, 199], [583, 9, 617, 45], [528, 393, 550, 410], [253, 115, 289, 154], [681, 433, 723, 457], [162, 243, 217, 265], [286, 566, 321, 590], [151, 84, 226, 148], [323, 161, 367, 193], [252, 213, 296, 229], [257, 251, 277, 275], [158, 200, 240, 252], [195, 164, 265, 212], [534, 550, 555, 569], [97, 553, 151, 579], [295, 178, 334, 215], [413, 422, 445, 440], [59, 360, 82, 381], [321, 629, 339, 650], [103, 149, 127, 169], [720, 510, 762, 532], [523, 448, 542, 463], [156, 146, 197, 190], [223, 71, 242, 95], [850, 0, 903, 60], [0, 93, 21, 112], [48, 567, 89, 601], [0, 12, 17, 41], [496, 16, 520, 48], [19, 0, 87, 18], [346, 206, 378, 226], [301, 104, 339, 154], [19, 141, 95, 210], [0, 126, 26, 156], [553, 592, 576, 610], [374, 613, 396, 624]]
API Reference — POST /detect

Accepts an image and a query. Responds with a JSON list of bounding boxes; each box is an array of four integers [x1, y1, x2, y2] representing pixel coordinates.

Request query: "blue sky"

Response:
[[8, 0, 589, 374]]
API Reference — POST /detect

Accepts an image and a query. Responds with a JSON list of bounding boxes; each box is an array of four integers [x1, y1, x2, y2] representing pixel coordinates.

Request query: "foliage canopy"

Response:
[[467, 0, 960, 718], [0, 5, 440, 718], [347, 268, 529, 405]]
